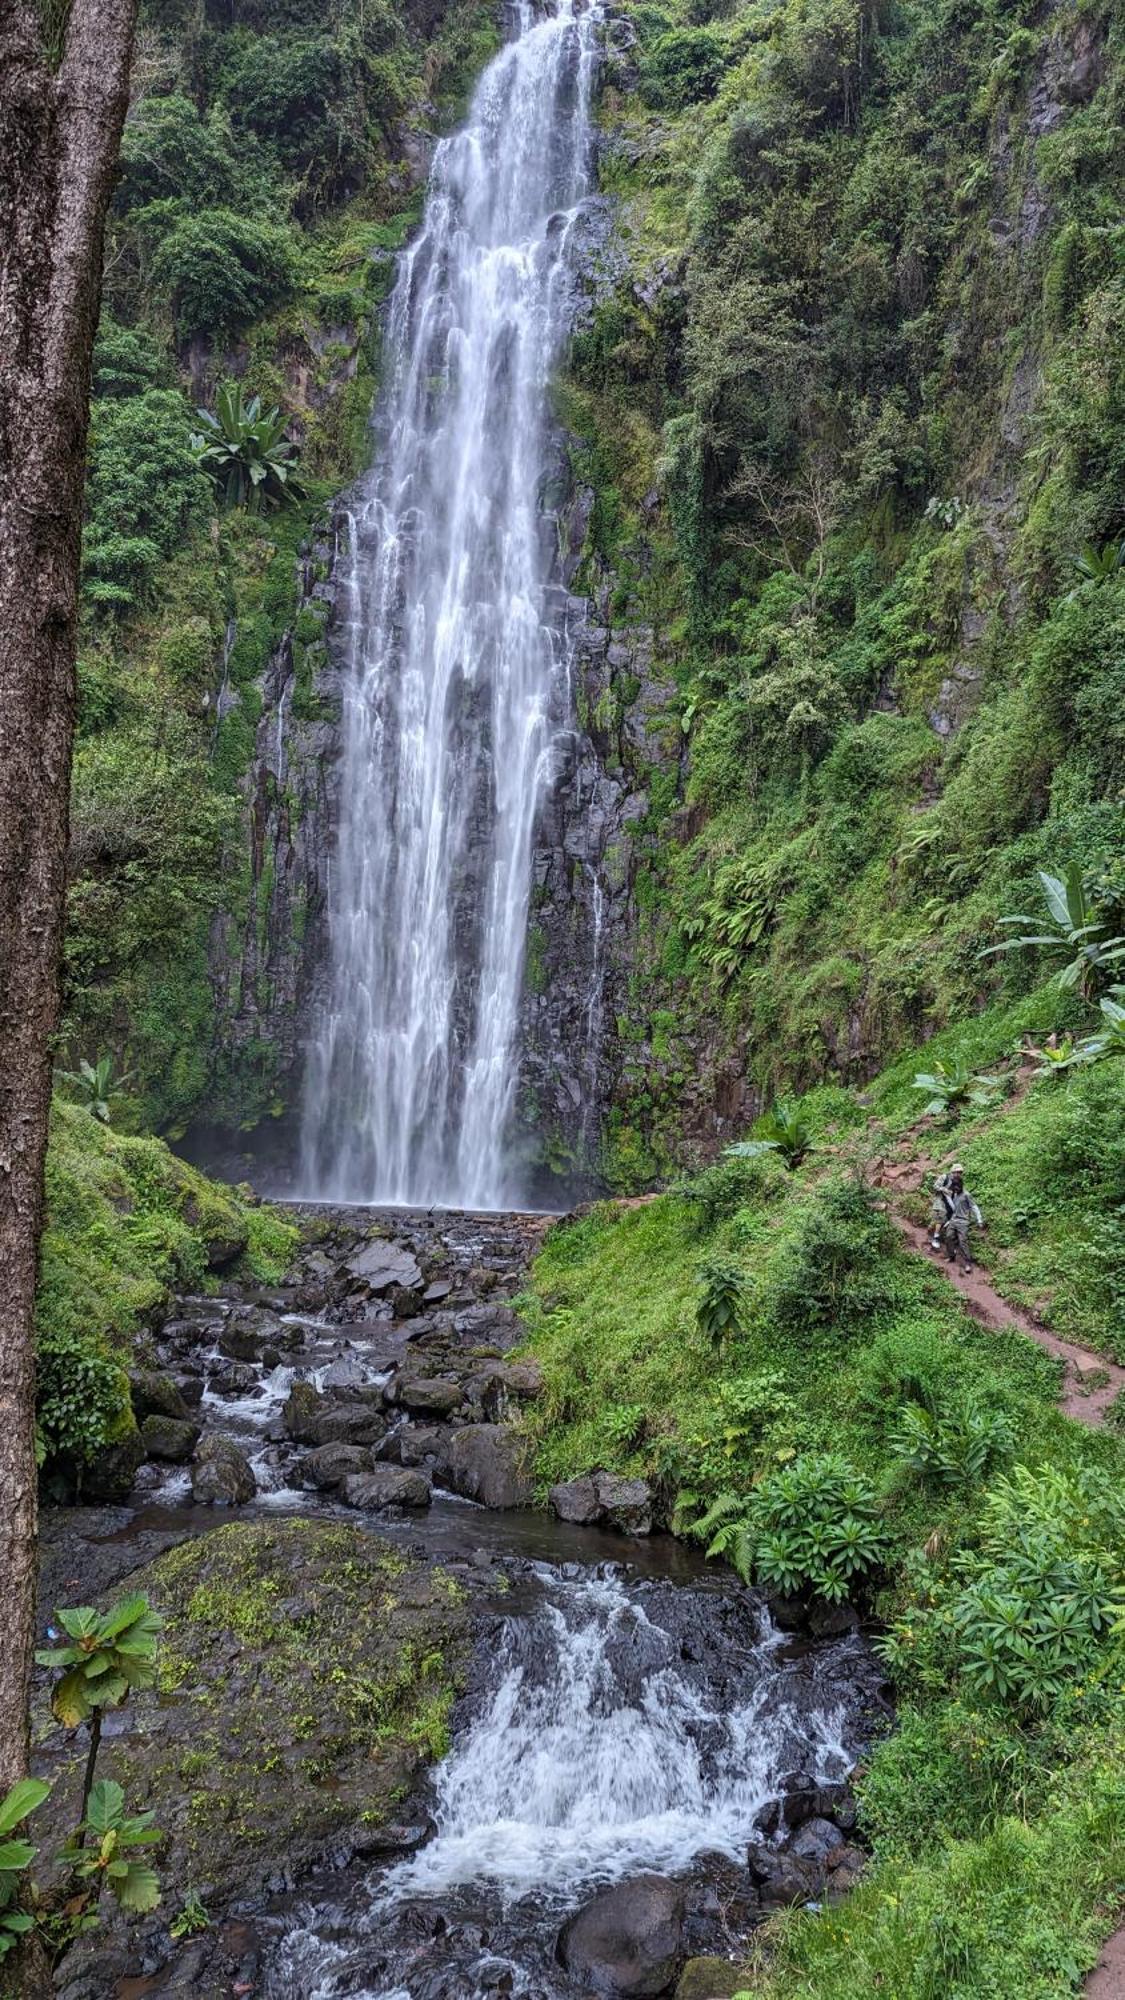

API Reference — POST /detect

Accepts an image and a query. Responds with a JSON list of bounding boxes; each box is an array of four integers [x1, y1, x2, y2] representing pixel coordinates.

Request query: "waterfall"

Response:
[[299, 0, 601, 1209]]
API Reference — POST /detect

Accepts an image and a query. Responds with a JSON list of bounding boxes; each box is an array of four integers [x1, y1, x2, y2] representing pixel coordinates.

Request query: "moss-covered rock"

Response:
[[34, 1520, 469, 1918]]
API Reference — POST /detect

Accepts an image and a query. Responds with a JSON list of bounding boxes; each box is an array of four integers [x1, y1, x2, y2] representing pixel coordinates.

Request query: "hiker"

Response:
[[929, 1164, 984, 1273]]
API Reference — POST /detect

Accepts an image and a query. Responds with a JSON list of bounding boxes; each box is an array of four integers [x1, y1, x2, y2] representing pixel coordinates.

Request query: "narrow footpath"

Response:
[[889, 1210, 1125, 1430]]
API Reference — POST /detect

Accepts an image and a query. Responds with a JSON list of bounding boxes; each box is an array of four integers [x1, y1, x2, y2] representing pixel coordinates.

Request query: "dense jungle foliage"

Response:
[[36, 0, 1125, 1984], [64, 0, 499, 1136]]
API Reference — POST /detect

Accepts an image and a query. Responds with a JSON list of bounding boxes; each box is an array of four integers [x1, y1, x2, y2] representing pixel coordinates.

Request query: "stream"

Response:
[[43, 1204, 889, 2000]]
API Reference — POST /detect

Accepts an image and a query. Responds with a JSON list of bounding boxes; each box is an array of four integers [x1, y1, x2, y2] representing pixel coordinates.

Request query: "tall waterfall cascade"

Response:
[[300, 0, 601, 1208]]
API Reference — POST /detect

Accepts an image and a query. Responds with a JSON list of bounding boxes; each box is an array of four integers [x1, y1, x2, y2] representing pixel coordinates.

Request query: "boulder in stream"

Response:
[[595, 1473, 653, 1535], [444, 1423, 533, 1508], [283, 1383, 384, 1447], [559, 1873, 685, 1997], [129, 1368, 190, 1423], [191, 1435, 256, 1505], [549, 1474, 602, 1525], [347, 1238, 423, 1293], [141, 1414, 202, 1462], [303, 1443, 373, 1490], [394, 1375, 464, 1417], [342, 1466, 432, 1510]]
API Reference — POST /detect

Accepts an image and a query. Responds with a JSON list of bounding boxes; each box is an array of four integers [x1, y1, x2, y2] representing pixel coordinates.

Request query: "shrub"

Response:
[[686, 1451, 888, 1600], [82, 389, 207, 612], [764, 1176, 900, 1338], [891, 1394, 1015, 1488], [673, 1149, 786, 1232], [696, 1258, 747, 1345], [148, 207, 296, 342], [640, 26, 726, 108]]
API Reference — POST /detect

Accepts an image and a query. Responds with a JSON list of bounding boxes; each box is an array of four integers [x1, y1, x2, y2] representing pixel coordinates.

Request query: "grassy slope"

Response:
[[518, 1038, 1125, 1996], [37, 1101, 293, 1472]]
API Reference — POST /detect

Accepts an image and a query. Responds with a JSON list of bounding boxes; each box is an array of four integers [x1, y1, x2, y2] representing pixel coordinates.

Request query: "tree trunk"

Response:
[[0, 0, 138, 1794]]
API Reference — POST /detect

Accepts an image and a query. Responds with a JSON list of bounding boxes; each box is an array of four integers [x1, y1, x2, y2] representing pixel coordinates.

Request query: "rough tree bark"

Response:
[[0, 0, 138, 1795]]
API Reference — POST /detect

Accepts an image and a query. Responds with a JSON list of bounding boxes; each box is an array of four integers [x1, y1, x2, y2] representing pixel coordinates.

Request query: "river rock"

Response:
[[395, 1376, 464, 1417], [595, 1473, 653, 1535], [443, 1424, 533, 1508], [825, 1842, 867, 1896], [141, 1414, 202, 1462], [791, 1816, 845, 1864], [468, 1358, 545, 1417], [130, 1369, 189, 1423], [549, 1475, 602, 1525], [377, 1424, 451, 1471], [303, 1444, 373, 1490], [347, 1239, 423, 1293], [746, 1845, 820, 1909], [559, 1874, 685, 1997], [756, 1779, 857, 1840], [283, 1384, 385, 1446], [83, 1428, 146, 1503], [191, 1436, 256, 1506], [341, 1466, 432, 1511]]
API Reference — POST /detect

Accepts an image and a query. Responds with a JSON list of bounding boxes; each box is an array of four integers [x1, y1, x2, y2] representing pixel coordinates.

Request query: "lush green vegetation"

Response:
[[36, 1101, 293, 1479], [63, 0, 501, 1133], [519, 1048, 1125, 1993], [563, 0, 1125, 1177]]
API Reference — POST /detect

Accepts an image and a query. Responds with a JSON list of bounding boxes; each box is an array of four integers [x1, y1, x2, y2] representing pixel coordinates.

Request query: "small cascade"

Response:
[[266, 1565, 877, 1999], [300, 1, 602, 1209]]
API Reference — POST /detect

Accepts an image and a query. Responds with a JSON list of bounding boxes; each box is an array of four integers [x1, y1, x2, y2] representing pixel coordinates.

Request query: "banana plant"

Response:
[[192, 382, 306, 512], [61, 1782, 161, 1915], [55, 1055, 134, 1125], [980, 863, 1125, 998], [912, 1057, 1004, 1117], [726, 1100, 813, 1167], [1066, 538, 1125, 600], [36, 1596, 162, 1834], [0, 1779, 50, 1958], [1078, 995, 1125, 1063]]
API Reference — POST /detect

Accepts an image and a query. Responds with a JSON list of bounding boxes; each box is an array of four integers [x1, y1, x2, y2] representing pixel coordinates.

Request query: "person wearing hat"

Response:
[[929, 1164, 984, 1273]]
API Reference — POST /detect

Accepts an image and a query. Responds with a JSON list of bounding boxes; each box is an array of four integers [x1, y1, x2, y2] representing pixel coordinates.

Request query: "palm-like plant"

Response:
[[0, 1779, 50, 1959], [1066, 539, 1125, 600], [980, 864, 1125, 999], [1078, 995, 1125, 1063], [36, 1596, 162, 1833], [696, 1260, 747, 1346], [56, 1055, 134, 1124], [61, 1782, 161, 1916], [726, 1100, 813, 1168], [912, 1057, 1003, 1117], [192, 382, 306, 512]]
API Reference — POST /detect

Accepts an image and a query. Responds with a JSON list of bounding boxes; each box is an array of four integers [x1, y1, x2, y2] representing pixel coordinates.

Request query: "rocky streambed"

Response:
[[38, 1205, 891, 1999]]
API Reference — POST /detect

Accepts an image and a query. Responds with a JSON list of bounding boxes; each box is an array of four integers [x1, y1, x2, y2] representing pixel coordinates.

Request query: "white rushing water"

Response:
[[381, 1569, 851, 1901], [270, 1567, 862, 1999], [300, 0, 601, 1209]]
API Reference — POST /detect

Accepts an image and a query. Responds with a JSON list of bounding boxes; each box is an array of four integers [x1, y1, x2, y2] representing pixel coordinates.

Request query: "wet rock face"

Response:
[[559, 1874, 685, 1997], [444, 1424, 534, 1509], [550, 1471, 654, 1535]]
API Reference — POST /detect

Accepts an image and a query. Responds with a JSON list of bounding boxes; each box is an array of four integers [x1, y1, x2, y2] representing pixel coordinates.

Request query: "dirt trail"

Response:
[[1087, 1928, 1125, 1998], [889, 1210, 1124, 1428]]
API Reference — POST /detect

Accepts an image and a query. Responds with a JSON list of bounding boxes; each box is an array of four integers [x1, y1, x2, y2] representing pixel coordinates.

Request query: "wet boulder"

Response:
[[192, 1436, 256, 1506], [376, 1424, 451, 1472], [346, 1239, 423, 1294], [283, 1385, 385, 1447], [130, 1369, 189, 1424], [755, 1779, 857, 1841], [83, 1428, 146, 1503], [467, 1358, 545, 1419], [549, 1475, 602, 1525], [141, 1414, 202, 1463], [559, 1874, 685, 1997], [341, 1466, 432, 1511], [746, 1845, 820, 1909], [394, 1376, 464, 1418], [303, 1444, 373, 1491], [443, 1424, 533, 1509], [595, 1474, 653, 1536]]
